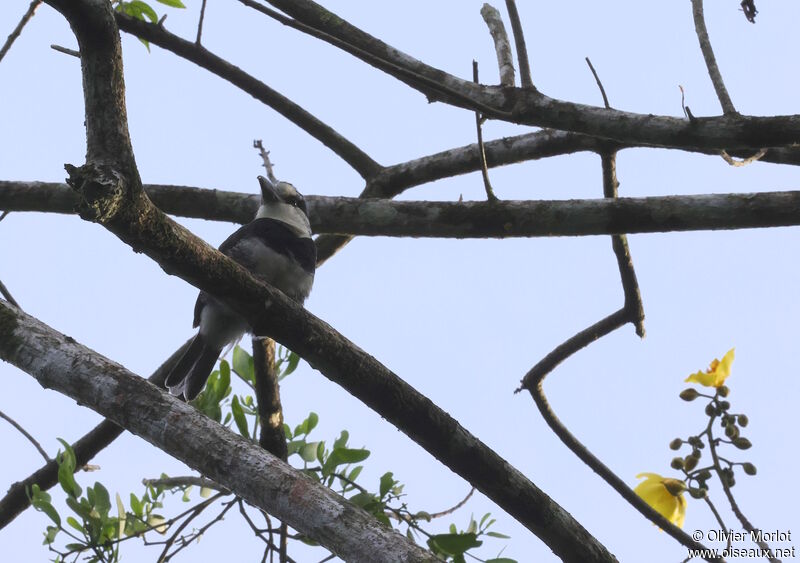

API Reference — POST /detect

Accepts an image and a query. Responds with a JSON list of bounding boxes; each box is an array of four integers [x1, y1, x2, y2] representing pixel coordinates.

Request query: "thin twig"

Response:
[[473, 61, 498, 202], [0, 409, 50, 462], [504, 0, 533, 89], [601, 153, 645, 337], [160, 497, 234, 562], [142, 475, 227, 492], [115, 12, 383, 180], [50, 44, 80, 58], [480, 3, 515, 87], [707, 423, 780, 562], [720, 148, 767, 167], [702, 496, 731, 553], [691, 0, 737, 115], [254, 140, 278, 183], [0, 0, 42, 63], [517, 310, 720, 561], [585, 57, 610, 109], [0, 279, 21, 309], [585, 60, 644, 335], [196, 0, 208, 44], [428, 487, 475, 519]]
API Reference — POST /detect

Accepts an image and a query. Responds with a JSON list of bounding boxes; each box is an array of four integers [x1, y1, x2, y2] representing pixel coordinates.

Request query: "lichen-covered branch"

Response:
[[0, 301, 438, 563]]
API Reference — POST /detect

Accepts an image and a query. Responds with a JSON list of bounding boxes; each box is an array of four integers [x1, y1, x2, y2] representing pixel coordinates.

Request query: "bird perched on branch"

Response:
[[165, 175, 316, 399]]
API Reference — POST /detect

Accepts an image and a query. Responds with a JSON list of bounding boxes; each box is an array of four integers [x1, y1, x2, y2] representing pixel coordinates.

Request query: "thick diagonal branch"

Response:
[[0, 301, 438, 563], [0, 339, 190, 529]]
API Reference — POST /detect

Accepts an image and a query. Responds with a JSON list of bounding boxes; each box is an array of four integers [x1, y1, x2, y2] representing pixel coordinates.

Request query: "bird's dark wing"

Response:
[[193, 218, 316, 327], [219, 218, 316, 273]]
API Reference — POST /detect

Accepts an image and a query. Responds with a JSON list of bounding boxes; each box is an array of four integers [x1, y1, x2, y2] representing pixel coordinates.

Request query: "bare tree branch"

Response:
[[473, 61, 498, 202], [114, 12, 382, 180], [259, 0, 798, 150], [0, 408, 50, 462], [196, 0, 208, 44], [585, 57, 610, 110], [691, 0, 737, 115], [0, 339, 191, 530], [480, 3, 515, 87], [4, 181, 800, 239], [0, 300, 440, 563], [0, 280, 21, 309], [253, 338, 288, 463], [0, 0, 42, 64], [142, 475, 227, 492], [517, 309, 722, 563], [504, 0, 533, 89]]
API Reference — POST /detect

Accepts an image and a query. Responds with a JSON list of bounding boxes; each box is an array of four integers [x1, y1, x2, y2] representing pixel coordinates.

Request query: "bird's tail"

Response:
[[164, 334, 222, 400]]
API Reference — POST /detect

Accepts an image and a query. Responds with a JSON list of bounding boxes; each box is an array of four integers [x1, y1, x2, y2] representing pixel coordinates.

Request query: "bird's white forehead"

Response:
[[276, 181, 300, 199]]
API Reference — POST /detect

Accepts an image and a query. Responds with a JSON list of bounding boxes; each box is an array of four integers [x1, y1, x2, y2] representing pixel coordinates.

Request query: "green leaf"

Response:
[[66, 497, 90, 520], [286, 439, 305, 457], [123, 1, 158, 23], [129, 493, 142, 517], [333, 430, 349, 450], [65, 542, 87, 551], [43, 525, 59, 545], [92, 483, 111, 517], [32, 498, 61, 526], [322, 447, 370, 477], [294, 412, 319, 437], [306, 412, 319, 433], [299, 441, 320, 463], [379, 472, 395, 498], [283, 423, 292, 439], [427, 533, 482, 556], [155, 0, 186, 7], [231, 396, 250, 439], [279, 351, 301, 380], [66, 516, 85, 533], [485, 559, 517, 563], [347, 465, 363, 483], [466, 515, 477, 535], [233, 346, 254, 384], [348, 492, 379, 509], [414, 511, 432, 522], [486, 531, 511, 539], [57, 457, 81, 498], [216, 360, 231, 398]]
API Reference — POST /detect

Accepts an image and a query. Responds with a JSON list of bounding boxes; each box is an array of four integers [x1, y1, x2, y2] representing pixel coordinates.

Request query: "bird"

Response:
[[165, 175, 316, 400]]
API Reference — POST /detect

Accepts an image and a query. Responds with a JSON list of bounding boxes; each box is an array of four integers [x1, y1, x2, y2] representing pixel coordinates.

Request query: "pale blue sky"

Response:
[[1, 1, 798, 561]]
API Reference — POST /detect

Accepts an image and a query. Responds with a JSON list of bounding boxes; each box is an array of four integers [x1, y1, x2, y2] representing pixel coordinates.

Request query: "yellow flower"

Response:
[[685, 348, 735, 387], [634, 473, 687, 528]]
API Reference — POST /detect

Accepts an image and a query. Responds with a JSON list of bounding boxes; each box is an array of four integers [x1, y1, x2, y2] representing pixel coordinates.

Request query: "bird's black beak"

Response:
[[258, 175, 279, 203]]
